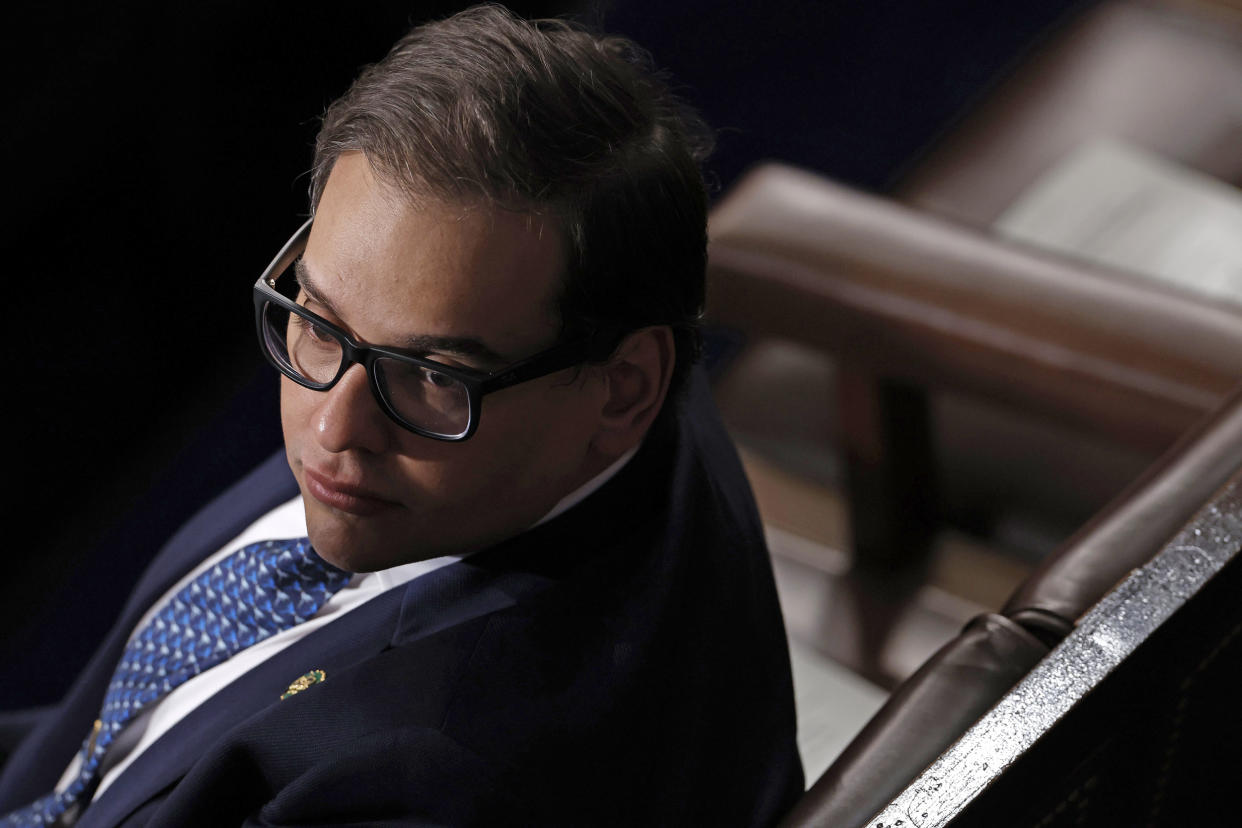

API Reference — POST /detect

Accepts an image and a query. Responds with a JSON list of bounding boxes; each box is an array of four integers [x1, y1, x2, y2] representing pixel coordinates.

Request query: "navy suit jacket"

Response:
[[0, 373, 803, 826]]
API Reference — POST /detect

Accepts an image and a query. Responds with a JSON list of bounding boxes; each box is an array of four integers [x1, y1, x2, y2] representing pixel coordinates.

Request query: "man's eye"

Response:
[[423, 368, 456, 388], [293, 316, 335, 344]]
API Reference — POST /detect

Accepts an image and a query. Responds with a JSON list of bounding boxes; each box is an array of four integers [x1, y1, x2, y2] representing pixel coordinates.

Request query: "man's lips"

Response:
[[303, 467, 400, 516]]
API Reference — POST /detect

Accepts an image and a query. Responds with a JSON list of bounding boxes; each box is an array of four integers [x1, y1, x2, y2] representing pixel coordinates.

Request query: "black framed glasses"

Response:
[[253, 218, 618, 441]]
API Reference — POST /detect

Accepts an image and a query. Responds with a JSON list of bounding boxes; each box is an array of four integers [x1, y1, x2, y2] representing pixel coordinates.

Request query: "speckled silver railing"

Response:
[[867, 473, 1242, 828]]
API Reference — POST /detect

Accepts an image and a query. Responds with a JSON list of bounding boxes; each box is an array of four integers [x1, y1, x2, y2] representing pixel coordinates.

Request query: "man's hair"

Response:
[[311, 4, 713, 397]]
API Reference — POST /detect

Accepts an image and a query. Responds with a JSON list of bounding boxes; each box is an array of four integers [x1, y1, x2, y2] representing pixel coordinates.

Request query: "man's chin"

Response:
[[304, 506, 447, 573], [303, 505, 389, 572], [310, 531, 406, 573]]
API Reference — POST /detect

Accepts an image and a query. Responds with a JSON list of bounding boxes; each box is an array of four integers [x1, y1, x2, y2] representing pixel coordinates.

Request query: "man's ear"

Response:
[[590, 326, 675, 457]]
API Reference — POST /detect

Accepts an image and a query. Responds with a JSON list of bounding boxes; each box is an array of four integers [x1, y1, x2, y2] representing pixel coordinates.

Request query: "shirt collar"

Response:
[[531, 444, 640, 530]]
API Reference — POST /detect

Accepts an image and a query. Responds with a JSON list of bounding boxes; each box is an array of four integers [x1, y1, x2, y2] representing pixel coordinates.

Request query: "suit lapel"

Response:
[[78, 557, 535, 828]]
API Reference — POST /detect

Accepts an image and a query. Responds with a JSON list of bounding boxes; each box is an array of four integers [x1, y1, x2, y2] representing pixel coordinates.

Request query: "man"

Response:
[[0, 6, 803, 825]]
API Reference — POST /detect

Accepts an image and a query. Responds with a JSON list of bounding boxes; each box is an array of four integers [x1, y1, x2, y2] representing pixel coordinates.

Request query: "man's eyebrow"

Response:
[[293, 258, 342, 318], [402, 334, 508, 368], [293, 257, 509, 368]]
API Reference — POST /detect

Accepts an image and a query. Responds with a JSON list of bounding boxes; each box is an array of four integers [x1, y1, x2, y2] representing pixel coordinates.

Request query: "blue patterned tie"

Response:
[[4, 537, 350, 827]]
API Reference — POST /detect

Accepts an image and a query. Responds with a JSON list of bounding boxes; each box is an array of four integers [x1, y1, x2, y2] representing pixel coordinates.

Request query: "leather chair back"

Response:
[[779, 385, 1242, 827]]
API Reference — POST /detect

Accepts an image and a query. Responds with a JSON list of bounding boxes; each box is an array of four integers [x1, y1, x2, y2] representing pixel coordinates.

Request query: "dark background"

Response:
[[1, 0, 1089, 708]]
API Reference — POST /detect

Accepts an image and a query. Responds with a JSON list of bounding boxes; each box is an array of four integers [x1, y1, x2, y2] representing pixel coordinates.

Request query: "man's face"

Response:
[[281, 152, 609, 572]]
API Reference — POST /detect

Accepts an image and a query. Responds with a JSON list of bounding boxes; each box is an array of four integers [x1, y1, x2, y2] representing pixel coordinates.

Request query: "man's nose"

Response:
[[312, 364, 391, 454]]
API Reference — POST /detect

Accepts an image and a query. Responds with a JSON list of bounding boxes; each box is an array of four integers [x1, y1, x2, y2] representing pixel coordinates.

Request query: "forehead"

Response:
[[302, 153, 565, 360]]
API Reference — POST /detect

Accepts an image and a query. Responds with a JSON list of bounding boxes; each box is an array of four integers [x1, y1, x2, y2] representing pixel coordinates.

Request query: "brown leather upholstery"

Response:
[[780, 614, 1049, 827], [716, 3, 1242, 821], [780, 387, 1242, 828], [1003, 383, 1242, 636], [709, 163, 1242, 451]]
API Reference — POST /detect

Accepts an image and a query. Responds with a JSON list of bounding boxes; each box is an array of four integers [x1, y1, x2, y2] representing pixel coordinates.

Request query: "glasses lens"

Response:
[[375, 356, 471, 438], [261, 301, 343, 387]]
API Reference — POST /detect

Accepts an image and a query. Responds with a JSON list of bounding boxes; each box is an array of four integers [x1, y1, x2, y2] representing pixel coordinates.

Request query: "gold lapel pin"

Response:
[[280, 669, 326, 700]]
